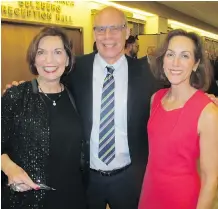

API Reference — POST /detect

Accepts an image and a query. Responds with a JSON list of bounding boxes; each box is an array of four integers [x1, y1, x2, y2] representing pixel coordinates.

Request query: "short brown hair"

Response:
[[152, 29, 213, 91], [27, 27, 73, 75]]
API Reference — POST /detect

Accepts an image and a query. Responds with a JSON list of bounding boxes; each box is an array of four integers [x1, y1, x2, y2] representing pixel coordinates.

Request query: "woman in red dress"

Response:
[[138, 29, 218, 209]]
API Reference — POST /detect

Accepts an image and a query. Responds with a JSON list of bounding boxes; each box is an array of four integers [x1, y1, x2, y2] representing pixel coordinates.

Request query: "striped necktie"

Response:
[[98, 66, 115, 165]]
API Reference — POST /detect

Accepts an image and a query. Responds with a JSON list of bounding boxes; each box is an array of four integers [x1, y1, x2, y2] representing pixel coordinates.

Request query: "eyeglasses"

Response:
[[93, 24, 126, 35]]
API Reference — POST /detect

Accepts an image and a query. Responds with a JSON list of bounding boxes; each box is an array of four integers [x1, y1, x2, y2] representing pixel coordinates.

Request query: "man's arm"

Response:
[[2, 80, 25, 94]]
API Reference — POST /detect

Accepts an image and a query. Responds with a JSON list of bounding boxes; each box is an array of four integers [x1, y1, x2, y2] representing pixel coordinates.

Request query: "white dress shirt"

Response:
[[90, 53, 131, 171]]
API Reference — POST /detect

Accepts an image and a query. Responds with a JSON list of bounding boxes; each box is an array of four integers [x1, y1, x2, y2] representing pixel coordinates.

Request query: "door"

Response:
[[1, 22, 83, 92]]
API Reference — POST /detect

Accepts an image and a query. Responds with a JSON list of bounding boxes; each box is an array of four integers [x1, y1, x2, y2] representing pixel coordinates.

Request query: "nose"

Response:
[[172, 56, 180, 66], [104, 28, 112, 39], [45, 52, 54, 63]]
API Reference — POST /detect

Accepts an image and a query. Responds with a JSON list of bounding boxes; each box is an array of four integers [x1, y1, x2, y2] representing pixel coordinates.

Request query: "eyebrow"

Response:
[[167, 49, 192, 54], [94, 23, 126, 27], [37, 47, 64, 50]]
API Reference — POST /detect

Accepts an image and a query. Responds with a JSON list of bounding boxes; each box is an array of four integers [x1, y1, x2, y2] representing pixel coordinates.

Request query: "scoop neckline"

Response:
[[39, 89, 65, 95], [160, 90, 199, 112]]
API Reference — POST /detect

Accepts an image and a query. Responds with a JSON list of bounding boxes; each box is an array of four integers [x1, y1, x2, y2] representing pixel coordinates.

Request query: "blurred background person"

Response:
[[139, 46, 156, 68], [125, 35, 139, 59], [1, 27, 86, 209], [205, 50, 218, 96]]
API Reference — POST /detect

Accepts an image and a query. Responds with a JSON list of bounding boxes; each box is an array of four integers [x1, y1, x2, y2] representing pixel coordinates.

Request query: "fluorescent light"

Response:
[[133, 13, 147, 21], [92, 0, 156, 17], [168, 20, 218, 40]]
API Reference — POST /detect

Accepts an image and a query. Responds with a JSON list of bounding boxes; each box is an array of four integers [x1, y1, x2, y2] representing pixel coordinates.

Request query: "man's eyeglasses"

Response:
[[93, 24, 126, 35]]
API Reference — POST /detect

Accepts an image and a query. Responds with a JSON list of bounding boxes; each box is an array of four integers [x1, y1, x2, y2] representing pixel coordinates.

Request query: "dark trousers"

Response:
[[86, 167, 140, 209]]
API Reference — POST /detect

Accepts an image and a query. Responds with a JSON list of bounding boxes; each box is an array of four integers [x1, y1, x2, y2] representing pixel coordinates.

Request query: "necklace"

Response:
[[39, 84, 63, 106]]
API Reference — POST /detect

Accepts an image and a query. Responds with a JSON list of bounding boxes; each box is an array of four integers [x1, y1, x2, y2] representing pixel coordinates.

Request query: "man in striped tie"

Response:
[[72, 6, 161, 209]]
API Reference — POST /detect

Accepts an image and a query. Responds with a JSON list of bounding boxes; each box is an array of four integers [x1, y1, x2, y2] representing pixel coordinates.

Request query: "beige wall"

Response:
[[2, 1, 217, 55], [116, 1, 218, 35], [1, 1, 105, 54]]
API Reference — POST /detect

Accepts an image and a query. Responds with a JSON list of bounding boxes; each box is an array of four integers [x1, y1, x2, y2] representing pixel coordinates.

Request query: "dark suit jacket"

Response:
[[207, 79, 218, 96], [214, 58, 218, 80], [138, 56, 150, 71], [67, 52, 160, 193]]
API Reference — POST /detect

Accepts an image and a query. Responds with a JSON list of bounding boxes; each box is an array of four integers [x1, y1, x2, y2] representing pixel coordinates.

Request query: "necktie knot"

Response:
[[106, 66, 114, 75]]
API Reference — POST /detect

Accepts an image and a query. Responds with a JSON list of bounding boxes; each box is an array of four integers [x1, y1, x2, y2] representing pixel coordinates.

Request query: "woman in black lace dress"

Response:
[[1, 27, 86, 209]]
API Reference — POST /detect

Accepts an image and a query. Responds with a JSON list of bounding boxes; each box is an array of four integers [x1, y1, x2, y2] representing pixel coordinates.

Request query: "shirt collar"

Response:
[[95, 53, 126, 72]]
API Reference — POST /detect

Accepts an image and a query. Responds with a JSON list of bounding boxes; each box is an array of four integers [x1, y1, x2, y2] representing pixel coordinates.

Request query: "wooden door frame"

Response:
[[1, 18, 84, 54]]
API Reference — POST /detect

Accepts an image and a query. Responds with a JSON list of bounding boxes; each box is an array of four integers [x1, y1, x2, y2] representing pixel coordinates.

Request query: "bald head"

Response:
[[94, 6, 127, 26]]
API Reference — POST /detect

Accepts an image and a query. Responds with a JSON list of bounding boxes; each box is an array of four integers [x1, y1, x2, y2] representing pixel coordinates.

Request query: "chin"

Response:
[[43, 74, 62, 81], [100, 53, 121, 63], [102, 49, 118, 56], [168, 78, 188, 87]]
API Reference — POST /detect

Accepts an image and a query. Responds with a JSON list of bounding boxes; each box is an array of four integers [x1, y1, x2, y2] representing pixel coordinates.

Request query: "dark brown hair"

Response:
[[27, 27, 73, 75], [152, 29, 213, 91]]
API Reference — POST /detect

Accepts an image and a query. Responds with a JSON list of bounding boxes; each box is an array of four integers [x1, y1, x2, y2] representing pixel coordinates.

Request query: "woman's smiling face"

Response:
[[35, 35, 69, 82], [163, 35, 200, 87]]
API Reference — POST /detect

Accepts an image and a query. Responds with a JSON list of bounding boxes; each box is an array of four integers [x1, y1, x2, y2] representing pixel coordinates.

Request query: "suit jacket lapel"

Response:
[[80, 53, 95, 125]]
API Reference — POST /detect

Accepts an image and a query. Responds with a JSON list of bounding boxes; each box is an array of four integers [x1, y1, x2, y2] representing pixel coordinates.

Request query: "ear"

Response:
[[193, 59, 200, 72]]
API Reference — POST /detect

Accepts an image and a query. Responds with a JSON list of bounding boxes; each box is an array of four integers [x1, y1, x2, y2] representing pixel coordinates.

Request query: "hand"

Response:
[[205, 93, 218, 106], [5, 162, 39, 192], [2, 80, 25, 94]]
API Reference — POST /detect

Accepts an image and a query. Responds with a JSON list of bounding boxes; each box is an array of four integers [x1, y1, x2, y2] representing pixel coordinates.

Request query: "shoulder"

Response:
[[198, 102, 218, 132], [155, 88, 168, 98], [192, 90, 215, 110], [150, 89, 168, 109], [138, 56, 148, 65], [2, 81, 31, 100], [75, 52, 95, 64], [2, 81, 32, 113], [126, 57, 151, 79], [151, 89, 168, 102], [200, 102, 218, 121], [72, 53, 96, 76]]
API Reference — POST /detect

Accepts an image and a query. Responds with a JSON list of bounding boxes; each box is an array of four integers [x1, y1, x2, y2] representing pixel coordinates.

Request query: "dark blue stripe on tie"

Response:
[[99, 121, 114, 142], [99, 140, 115, 158], [101, 146, 115, 162], [99, 131, 114, 148], [101, 93, 114, 109]]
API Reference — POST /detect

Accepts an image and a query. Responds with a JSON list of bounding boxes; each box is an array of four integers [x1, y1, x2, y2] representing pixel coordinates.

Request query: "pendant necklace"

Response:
[[39, 84, 63, 106]]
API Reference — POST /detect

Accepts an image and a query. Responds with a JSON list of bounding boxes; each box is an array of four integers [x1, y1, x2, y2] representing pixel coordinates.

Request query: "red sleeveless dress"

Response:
[[138, 89, 212, 209]]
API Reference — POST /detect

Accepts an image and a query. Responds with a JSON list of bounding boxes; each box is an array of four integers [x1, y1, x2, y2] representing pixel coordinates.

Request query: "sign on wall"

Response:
[[1, 1, 74, 25]]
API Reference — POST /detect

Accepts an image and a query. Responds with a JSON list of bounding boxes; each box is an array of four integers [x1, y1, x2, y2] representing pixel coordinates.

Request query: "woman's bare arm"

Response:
[[197, 103, 218, 209]]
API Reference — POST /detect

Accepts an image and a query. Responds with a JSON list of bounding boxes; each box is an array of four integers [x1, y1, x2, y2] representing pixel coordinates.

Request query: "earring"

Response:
[[193, 68, 197, 72]]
